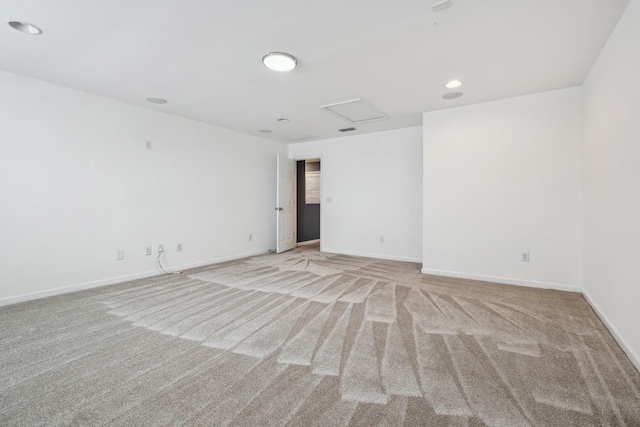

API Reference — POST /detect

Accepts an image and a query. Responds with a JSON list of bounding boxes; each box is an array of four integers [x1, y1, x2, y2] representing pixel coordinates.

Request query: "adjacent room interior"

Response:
[[1, 0, 639, 424], [296, 159, 321, 246]]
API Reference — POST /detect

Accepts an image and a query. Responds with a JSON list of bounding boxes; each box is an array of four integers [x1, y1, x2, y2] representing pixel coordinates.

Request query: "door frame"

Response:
[[293, 154, 324, 253]]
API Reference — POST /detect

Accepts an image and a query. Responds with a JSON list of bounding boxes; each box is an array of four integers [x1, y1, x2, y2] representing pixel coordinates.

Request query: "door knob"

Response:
[[275, 207, 283, 211]]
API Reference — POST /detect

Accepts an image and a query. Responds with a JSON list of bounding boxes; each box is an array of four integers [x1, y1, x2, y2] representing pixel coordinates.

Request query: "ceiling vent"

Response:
[[431, 0, 452, 12], [338, 127, 357, 132], [319, 99, 388, 124]]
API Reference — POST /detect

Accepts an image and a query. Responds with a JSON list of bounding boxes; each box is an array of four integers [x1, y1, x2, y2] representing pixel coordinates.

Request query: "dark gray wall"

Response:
[[297, 160, 320, 242]]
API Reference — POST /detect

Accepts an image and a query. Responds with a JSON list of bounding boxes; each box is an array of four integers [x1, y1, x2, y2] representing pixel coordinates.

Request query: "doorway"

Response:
[[296, 159, 321, 245]]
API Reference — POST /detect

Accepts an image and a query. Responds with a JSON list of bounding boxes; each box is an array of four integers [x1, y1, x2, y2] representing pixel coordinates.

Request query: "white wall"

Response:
[[422, 87, 583, 291], [582, 0, 640, 369], [289, 127, 423, 262], [0, 70, 287, 305]]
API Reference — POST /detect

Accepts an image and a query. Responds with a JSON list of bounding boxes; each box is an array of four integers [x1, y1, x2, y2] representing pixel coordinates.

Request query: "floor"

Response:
[[1, 245, 639, 426]]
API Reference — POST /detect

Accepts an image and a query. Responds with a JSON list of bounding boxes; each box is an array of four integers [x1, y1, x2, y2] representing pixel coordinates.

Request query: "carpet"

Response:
[[1, 245, 639, 426]]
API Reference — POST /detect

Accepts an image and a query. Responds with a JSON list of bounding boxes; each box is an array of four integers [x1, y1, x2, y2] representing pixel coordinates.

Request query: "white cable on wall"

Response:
[[157, 247, 182, 275]]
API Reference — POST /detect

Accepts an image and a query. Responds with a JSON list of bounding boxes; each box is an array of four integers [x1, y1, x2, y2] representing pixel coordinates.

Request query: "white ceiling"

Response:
[[0, 0, 630, 143]]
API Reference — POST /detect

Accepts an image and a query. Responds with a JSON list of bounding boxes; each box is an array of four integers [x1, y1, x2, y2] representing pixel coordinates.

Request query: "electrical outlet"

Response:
[[248, 234, 253, 241], [145, 246, 152, 256], [158, 244, 164, 254], [145, 140, 152, 150], [176, 243, 182, 252], [117, 250, 124, 260], [522, 252, 530, 262], [380, 236, 385, 243]]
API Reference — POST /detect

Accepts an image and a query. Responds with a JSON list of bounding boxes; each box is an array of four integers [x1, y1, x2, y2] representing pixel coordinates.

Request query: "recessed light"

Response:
[[277, 118, 290, 123], [259, 129, 273, 133], [442, 92, 463, 100], [445, 80, 462, 89], [8, 21, 43, 35], [262, 52, 297, 72], [145, 97, 167, 104]]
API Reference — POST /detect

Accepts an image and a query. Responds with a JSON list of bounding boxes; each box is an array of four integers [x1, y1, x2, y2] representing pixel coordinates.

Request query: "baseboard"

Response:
[[0, 249, 270, 308], [0, 270, 161, 307], [174, 249, 270, 271], [582, 291, 640, 373], [420, 267, 582, 293], [323, 248, 422, 264]]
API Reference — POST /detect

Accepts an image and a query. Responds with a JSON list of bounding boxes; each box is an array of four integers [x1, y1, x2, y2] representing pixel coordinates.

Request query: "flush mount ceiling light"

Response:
[[442, 92, 463, 100], [8, 21, 43, 35], [262, 52, 297, 72], [145, 97, 167, 104], [277, 118, 290, 123], [445, 80, 463, 89], [259, 129, 273, 133]]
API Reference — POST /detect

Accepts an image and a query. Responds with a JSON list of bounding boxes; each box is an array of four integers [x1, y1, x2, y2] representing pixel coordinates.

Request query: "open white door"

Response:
[[276, 155, 296, 253]]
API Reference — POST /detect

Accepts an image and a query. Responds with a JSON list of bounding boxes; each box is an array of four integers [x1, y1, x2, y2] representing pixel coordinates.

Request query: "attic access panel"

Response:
[[319, 99, 388, 124]]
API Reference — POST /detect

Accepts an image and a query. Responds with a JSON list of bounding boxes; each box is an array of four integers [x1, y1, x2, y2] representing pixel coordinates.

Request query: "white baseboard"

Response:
[[323, 248, 422, 264], [420, 267, 582, 293], [174, 249, 269, 271], [0, 271, 160, 308], [582, 291, 640, 373], [0, 249, 270, 308]]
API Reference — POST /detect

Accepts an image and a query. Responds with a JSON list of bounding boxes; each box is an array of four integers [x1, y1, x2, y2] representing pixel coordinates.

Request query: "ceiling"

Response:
[[0, 0, 630, 143]]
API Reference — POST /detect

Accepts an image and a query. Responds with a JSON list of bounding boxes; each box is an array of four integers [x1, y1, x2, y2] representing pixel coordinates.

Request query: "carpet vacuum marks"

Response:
[[1, 246, 639, 426]]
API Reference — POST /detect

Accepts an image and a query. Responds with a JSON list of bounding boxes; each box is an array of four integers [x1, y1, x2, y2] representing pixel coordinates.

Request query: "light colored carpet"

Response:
[[1, 244, 639, 426]]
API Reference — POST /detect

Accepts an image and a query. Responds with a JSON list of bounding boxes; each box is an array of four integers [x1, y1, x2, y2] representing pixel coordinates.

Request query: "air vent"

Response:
[[431, 0, 452, 12], [319, 99, 388, 124], [339, 127, 357, 132]]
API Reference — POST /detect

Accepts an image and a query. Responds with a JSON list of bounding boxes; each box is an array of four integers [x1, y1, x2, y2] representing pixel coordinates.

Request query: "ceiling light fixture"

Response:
[[145, 97, 167, 104], [445, 80, 462, 89], [262, 52, 297, 72], [277, 118, 290, 123], [259, 129, 273, 133], [8, 21, 43, 35]]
